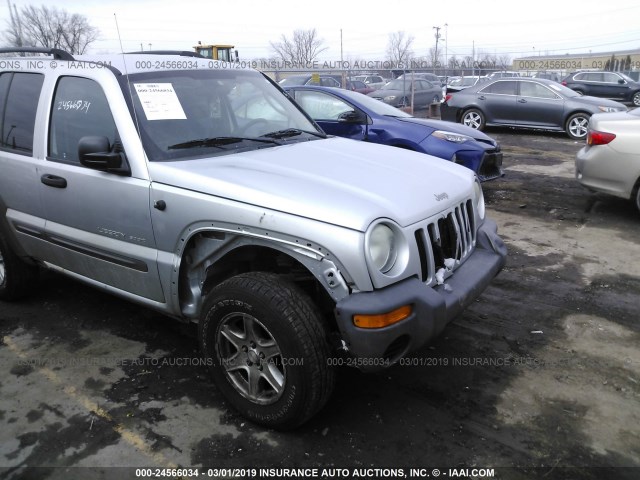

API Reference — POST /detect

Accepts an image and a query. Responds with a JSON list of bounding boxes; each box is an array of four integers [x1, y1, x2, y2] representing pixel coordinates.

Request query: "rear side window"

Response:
[[0, 72, 44, 155], [48, 76, 118, 164], [481, 80, 517, 95]]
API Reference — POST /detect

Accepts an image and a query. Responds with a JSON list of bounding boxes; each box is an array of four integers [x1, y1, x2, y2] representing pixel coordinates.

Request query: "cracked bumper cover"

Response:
[[334, 219, 507, 368]]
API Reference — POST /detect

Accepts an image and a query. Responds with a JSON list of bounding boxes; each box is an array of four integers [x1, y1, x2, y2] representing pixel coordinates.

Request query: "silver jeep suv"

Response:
[[0, 48, 507, 429]]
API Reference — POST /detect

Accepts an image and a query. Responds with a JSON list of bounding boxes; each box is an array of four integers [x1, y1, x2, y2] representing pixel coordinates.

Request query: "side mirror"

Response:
[[338, 111, 365, 124], [78, 136, 130, 175]]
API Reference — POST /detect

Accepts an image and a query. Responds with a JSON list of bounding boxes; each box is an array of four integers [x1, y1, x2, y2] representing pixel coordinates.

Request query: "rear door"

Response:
[[476, 80, 518, 125], [0, 71, 48, 258], [38, 75, 164, 302]]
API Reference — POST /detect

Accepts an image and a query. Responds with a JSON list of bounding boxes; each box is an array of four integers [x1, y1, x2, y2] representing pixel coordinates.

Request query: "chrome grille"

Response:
[[414, 200, 476, 285]]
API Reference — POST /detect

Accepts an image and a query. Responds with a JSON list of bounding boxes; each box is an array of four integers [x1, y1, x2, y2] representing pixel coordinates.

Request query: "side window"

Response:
[[603, 73, 622, 84], [295, 90, 354, 121], [482, 81, 517, 95], [0, 72, 44, 155], [49, 76, 118, 164], [520, 82, 558, 99], [584, 73, 603, 82]]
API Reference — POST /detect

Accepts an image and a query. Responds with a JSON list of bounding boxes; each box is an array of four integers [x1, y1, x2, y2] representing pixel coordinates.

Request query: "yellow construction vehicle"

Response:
[[193, 42, 238, 62]]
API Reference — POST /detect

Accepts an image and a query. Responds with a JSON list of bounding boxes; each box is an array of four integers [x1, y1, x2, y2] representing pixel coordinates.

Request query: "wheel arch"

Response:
[[564, 109, 592, 124], [176, 229, 348, 327]]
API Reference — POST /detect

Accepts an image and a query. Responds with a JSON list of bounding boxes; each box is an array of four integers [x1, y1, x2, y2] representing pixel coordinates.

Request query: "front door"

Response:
[[38, 75, 164, 302]]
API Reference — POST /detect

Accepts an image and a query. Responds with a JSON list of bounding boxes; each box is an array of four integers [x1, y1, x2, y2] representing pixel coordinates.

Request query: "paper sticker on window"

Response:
[[134, 83, 186, 120]]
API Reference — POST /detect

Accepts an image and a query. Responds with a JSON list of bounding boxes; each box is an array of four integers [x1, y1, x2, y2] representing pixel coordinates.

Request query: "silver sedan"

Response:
[[576, 109, 640, 211]]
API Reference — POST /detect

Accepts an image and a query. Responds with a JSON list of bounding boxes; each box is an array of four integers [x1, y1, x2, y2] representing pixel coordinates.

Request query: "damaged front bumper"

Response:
[[334, 219, 507, 370]]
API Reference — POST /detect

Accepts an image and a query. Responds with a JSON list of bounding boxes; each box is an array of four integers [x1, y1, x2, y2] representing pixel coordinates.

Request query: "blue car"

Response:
[[284, 86, 503, 181]]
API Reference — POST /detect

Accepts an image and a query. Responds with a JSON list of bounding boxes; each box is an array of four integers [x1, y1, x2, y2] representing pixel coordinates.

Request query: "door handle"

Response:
[[41, 174, 67, 188], [478, 95, 486, 100], [518, 98, 527, 103]]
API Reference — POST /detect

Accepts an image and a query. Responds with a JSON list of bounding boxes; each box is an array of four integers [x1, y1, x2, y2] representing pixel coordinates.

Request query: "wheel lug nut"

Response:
[[259, 352, 265, 359], [242, 345, 248, 352]]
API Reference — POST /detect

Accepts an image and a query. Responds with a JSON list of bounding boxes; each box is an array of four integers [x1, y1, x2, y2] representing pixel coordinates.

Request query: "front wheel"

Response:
[[0, 230, 38, 301], [461, 108, 485, 130], [199, 272, 335, 430], [633, 180, 640, 213], [566, 113, 590, 140], [632, 91, 640, 107]]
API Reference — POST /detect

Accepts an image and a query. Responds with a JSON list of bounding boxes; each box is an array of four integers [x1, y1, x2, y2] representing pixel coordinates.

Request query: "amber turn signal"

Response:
[[353, 305, 412, 329]]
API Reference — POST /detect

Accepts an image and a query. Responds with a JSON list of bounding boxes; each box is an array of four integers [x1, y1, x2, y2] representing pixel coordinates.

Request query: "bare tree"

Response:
[[386, 31, 414, 67], [270, 29, 327, 65], [4, 1, 24, 47], [3, 4, 99, 54], [497, 54, 512, 71], [427, 47, 441, 68]]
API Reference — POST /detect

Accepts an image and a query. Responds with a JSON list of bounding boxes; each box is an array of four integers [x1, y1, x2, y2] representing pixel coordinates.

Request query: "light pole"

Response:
[[433, 26, 441, 72], [444, 23, 448, 80]]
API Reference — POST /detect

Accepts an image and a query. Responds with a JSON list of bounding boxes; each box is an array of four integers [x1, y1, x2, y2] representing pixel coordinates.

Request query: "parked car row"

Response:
[[278, 74, 375, 94], [441, 77, 627, 140], [367, 77, 443, 108]]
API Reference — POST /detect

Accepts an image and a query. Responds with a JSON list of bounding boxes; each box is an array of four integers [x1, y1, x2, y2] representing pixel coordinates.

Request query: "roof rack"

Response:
[[125, 50, 204, 58], [0, 47, 74, 61]]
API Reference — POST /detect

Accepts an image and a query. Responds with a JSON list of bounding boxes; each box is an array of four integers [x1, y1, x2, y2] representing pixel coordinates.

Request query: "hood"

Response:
[[148, 137, 474, 232], [396, 117, 497, 144], [573, 95, 628, 110]]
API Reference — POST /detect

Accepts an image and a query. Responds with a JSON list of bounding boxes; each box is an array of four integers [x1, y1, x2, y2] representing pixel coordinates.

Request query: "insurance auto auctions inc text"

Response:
[[254, 467, 495, 478]]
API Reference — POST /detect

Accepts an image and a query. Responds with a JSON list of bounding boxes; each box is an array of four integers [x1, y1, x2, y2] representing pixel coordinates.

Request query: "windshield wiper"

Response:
[[261, 128, 326, 139], [168, 136, 282, 150]]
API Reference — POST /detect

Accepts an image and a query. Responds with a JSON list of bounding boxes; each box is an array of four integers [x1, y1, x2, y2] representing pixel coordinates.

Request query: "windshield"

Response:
[[126, 70, 321, 161], [619, 72, 635, 83], [451, 77, 479, 87], [546, 82, 581, 98]]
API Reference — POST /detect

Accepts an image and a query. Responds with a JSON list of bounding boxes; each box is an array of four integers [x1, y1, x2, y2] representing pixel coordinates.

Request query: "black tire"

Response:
[[0, 229, 38, 301], [199, 272, 335, 430], [633, 179, 640, 214], [632, 91, 640, 107], [400, 97, 411, 108], [461, 108, 485, 130], [566, 112, 590, 140]]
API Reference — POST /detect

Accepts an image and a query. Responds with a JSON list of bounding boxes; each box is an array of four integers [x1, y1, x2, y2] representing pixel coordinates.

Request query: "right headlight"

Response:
[[367, 223, 397, 273], [474, 178, 486, 221]]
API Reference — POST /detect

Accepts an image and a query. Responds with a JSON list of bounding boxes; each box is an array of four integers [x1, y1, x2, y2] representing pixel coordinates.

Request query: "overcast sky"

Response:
[[3, 0, 640, 61]]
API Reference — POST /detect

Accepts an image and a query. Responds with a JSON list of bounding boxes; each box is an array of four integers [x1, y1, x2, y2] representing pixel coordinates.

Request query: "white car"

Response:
[[576, 109, 640, 212]]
